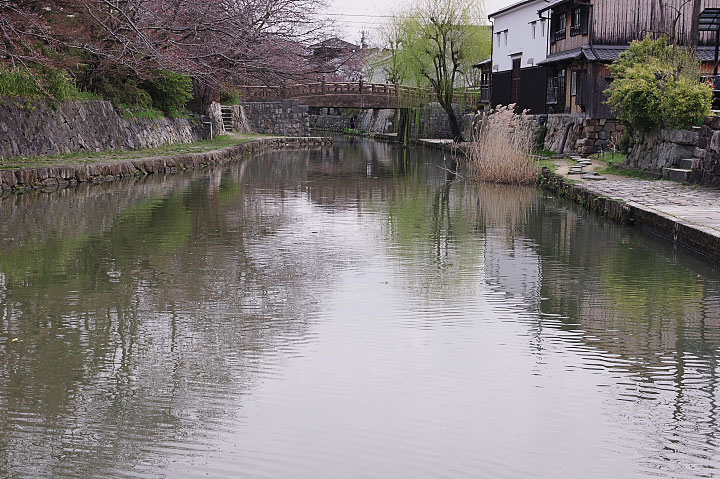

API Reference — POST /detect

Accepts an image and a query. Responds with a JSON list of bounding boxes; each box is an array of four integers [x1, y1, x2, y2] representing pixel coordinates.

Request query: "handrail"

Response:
[[238, 81, 481, 107]]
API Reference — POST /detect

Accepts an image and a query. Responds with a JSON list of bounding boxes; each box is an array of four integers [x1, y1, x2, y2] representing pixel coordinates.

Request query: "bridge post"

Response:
[[359, 80, 364, 108]]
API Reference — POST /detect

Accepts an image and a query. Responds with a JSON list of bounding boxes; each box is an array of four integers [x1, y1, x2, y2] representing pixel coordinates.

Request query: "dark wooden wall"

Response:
[[491, 71, 512, 108], [592, 0, 719, 46], [585, 63, 615, 118], [491, 68, 547, 114], [519, 67, 548, 114]]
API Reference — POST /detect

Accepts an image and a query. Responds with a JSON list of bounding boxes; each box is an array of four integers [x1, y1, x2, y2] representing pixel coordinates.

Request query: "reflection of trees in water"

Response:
[[3, 139, 720, 476], [523, 199, 720, 471], [0, 158, 340, 478], [526, 198, 720, 365]]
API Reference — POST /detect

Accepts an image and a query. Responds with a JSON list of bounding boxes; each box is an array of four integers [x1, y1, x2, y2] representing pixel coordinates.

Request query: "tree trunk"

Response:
[[442, 102, 462, 142], [690, 0, 703, 49]]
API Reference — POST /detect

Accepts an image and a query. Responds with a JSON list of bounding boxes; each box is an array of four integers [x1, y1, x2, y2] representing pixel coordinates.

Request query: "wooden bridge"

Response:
[[239, 82, 481, 109]]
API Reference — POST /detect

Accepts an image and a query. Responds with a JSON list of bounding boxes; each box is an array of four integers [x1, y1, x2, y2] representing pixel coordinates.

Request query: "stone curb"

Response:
[[539, 168, 720, 261], [0, 136, 333, 197]]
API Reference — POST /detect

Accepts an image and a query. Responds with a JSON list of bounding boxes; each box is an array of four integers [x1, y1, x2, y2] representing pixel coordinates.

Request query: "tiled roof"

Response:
[[698, 46, 719, 62], [539, 44, 718, 65], [585, 45, 628, 62], [537, 48, 583, 65], [488, 0, 543, 19], [473, 58, 492, 68]]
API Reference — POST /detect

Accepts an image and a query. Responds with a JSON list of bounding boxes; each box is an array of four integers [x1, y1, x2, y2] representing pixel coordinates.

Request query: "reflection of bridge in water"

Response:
[[240, 82, 481, 109]]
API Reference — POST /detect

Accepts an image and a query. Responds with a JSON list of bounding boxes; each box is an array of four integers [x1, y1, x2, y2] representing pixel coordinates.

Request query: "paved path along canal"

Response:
[[553, 159, 720, 259], [2, 137, 720, 478]]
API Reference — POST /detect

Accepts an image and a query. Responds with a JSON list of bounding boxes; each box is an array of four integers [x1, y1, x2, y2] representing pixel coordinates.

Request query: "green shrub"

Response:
[[0, 66, 86, 100], [88, 75, 153, 110], [606, 36, 712, 132], [618, 131, 631, 153], [145, 70, 193, 117], [220, 89, 242, 105], [121, 107, 165, 119]]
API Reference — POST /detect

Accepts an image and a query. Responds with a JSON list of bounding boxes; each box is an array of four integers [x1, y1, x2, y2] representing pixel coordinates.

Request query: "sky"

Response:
[[325, 0, 515, 44]]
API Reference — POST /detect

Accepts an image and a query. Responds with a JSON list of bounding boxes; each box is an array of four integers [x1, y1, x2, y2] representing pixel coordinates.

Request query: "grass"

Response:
[[590, 149, 657, 180], [120, 107, 166, 119], [535, 159, 558, 172], [596, 164, 657, 180], [535, 149, 558, 158], [0, 133, 269, 170]]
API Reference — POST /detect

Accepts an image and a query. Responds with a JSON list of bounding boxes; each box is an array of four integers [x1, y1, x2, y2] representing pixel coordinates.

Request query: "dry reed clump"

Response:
[[466, 104, 540, 185]]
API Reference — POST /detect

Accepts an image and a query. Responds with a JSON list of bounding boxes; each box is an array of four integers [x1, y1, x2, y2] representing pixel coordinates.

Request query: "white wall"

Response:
[[490, 0, 548, 73]]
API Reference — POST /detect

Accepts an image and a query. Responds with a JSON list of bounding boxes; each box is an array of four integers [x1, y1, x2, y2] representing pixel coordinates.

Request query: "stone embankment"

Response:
[[543, 115, 624, 155], [0, 137, 332, 197], [243, 101, 310, 136], [540, 166, 720, 261], [627, 117, 720, 186], [307, 103, 472, 141], [0, 98, 216, 159]]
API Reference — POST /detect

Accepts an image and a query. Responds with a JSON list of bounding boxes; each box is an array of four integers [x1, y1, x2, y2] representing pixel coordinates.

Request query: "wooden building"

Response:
[[539, 0, 720, 118]]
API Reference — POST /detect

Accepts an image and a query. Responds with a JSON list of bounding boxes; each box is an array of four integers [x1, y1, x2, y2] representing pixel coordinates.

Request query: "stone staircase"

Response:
[[220, 106, 234, 132], [663, 158, 700, 183]]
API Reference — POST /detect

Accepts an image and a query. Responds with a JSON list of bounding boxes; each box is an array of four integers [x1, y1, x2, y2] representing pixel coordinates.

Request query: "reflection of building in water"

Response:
[[484, 234, 541, 307]]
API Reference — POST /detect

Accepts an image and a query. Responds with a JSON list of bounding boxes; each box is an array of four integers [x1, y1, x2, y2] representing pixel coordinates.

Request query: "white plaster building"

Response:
[[488, 0, 551, 112]]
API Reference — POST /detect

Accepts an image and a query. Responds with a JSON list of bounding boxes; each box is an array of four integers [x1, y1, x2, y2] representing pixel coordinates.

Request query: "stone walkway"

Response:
[[555, 158, 720, 250]]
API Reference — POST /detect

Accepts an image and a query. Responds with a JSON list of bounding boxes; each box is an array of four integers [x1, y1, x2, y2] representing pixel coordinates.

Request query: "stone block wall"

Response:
[[626, 128, 698, 173], [543, 115, 624, 154], [0, 136, 332, 196], [0, 98, 211, 159], [242, 100, 310, 136], [309, 108, 396, 135], [410, 102, 466, 139], [627, 117, 720, 186]]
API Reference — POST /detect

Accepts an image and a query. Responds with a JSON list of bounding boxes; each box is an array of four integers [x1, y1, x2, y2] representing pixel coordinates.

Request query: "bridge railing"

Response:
[[239, 82, 481, 107]]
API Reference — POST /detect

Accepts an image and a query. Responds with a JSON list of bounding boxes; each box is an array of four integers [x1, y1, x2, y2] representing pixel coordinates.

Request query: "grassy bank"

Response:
[[0, 133, 269, 170]]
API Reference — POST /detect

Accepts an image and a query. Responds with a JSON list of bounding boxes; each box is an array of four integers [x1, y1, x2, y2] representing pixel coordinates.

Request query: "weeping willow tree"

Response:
[[379, 0, 489, 141]]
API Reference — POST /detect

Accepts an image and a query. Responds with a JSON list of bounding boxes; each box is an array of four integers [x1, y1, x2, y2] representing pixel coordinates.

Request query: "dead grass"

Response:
[[465, 105, 540, 185]]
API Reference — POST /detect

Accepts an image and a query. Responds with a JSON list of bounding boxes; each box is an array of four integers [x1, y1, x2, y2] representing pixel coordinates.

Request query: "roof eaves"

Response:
[[538, 0, 573, 15], [488, 0, 541, 19]]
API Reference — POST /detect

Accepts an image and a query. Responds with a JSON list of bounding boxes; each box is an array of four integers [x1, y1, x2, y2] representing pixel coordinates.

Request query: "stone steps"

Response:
[[220, 106, 234, 132], [677, 158, 700, 170], [663, 167, 692, 182]]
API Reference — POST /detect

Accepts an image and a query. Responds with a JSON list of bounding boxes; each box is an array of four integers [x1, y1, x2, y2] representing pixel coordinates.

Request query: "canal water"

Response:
[[1, 136, 720, 478]]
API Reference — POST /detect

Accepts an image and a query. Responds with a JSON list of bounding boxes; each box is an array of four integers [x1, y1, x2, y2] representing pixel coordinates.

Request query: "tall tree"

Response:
[[390, 0, 489, 141], [1, 0, 330, 90]]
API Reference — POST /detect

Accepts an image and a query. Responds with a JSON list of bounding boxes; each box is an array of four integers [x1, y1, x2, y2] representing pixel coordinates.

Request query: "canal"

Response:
[[1, 136, 719, 478]]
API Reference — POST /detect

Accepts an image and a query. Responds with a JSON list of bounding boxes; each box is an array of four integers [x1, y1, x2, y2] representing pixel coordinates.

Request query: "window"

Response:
[[541, 19, 546, 37], [496, 32, 501, 46], [552, 12, 567, 43], [503, 30, 508, 46], [531, 21, 536, 39], [570, 7, 589, 36], [571, 71, 577, 96]]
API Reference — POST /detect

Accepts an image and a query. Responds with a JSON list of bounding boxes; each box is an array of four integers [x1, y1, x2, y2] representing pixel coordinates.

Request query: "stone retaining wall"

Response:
[[626, 128, 698, 173], [624, 118, 720, 186], [0, 98, 215, 159], [543, 115, 624, 155], [242, 100, 310, 136], [308, 103, 470, 140], [0, 137, 332, 197], [309, 108, 396, 135]]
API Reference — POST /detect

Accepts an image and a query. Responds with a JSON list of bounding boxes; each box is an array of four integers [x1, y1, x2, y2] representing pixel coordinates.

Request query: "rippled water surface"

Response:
[[2, 136, 720, 478]]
